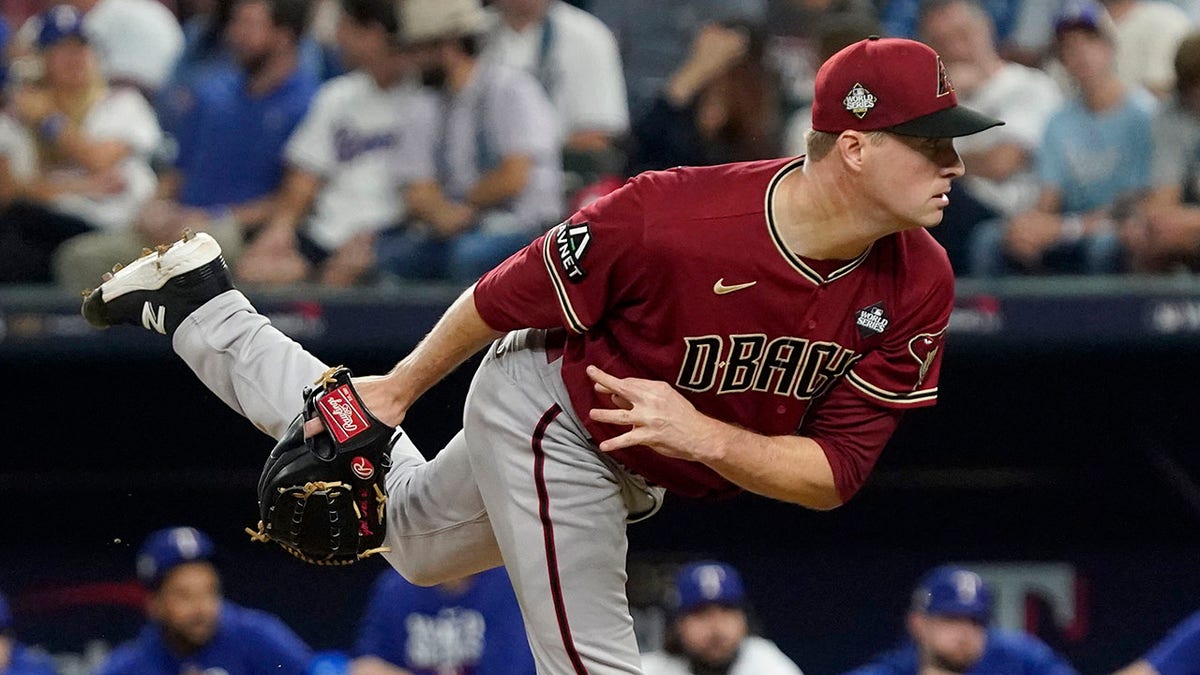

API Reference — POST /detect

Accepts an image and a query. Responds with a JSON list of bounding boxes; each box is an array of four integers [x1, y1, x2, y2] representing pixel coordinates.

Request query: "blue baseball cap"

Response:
[[1054, 0, 1117, 43], [0, 590, 11, 632], [674, 561, 746, 615], [911, 565, 992, 623], [136, 527, 217, 587], [36, 5, 87, 49]]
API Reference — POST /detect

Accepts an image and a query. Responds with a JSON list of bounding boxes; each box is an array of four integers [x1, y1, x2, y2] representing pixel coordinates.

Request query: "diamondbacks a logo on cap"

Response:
[[936, 57, 954, 97], [843, 83, 877, 119], [856, 302, 889, 337]]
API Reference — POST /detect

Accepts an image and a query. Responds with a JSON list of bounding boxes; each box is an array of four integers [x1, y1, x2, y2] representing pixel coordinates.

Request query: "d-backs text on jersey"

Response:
[[676, 334, 861, 399]]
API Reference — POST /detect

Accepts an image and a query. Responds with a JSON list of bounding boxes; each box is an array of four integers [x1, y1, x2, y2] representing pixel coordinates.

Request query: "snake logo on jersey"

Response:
[[676, 334, 862, 400]]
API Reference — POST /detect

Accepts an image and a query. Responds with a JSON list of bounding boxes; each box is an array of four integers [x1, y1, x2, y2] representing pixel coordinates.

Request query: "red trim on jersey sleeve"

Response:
[[801, 382, 903, 503], [474, 176, 649, 333]]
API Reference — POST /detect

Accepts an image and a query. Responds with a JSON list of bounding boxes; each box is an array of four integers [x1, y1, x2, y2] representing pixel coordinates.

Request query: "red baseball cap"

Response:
[[811, 36, 1003, 138]]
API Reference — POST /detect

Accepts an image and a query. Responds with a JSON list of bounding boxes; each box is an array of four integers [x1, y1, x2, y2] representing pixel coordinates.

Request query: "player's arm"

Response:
[[586, 367, 900, 509], [342, 287, 505, 429]]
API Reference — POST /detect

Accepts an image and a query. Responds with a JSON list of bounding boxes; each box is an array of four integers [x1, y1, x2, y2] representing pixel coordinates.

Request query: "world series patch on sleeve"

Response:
[[247, 366, 395, 565]]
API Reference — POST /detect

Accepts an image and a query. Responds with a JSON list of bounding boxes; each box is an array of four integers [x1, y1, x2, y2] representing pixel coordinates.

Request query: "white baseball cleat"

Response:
[[81, 229, 234, 336]]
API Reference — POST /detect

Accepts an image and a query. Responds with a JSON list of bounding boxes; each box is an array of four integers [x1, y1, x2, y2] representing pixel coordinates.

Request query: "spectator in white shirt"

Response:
[[485, 0, 628, 153], [236, 0, 440, 286], [0, 5, 160, 285]]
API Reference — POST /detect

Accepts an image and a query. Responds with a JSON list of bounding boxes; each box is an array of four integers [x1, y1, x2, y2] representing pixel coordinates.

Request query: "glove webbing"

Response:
[[244, 481, 390, 564]]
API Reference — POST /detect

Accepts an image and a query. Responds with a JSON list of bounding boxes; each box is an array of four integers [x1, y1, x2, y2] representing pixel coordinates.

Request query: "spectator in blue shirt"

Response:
[[1114, 609, 1200, 675], [968, 1, 1154, 275], [843, 565, 1077, 675], [0, 591, 58, 675], [137, 0, 318, 264], [350, 568, 534, 675], [93, 527, 312, 675]]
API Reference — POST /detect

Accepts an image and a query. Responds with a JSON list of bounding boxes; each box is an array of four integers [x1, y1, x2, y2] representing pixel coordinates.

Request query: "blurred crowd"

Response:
[[3, 528, 1199, 675], [6, 0, 1200, 289]]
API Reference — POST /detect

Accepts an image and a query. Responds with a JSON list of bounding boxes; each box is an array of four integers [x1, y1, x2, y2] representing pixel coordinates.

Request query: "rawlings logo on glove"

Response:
[[246, 366, 394, 565]]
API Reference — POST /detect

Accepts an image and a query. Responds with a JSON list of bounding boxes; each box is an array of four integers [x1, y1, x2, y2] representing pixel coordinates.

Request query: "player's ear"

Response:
[[836, 130, 868, 174]]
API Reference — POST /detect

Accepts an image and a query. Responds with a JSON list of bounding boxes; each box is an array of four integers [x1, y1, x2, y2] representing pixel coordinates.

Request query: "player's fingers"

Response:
[[589, 407, 635, 426], [597, 428, 647, 453], [586, 365, 631, 396], [303, 417, 327, 439]]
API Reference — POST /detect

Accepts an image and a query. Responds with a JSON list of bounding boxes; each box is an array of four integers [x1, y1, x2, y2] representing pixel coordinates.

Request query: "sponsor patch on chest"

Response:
[[855, 302, 889, 337]]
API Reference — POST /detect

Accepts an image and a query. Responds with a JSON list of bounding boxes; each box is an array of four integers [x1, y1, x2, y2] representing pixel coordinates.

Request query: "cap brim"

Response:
[[887, 105, 1004, 138]]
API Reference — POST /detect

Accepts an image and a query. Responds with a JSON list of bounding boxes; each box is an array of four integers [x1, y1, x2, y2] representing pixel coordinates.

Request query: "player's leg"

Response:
[[81, 231, 503, 582], [462, 330, 645, 675]]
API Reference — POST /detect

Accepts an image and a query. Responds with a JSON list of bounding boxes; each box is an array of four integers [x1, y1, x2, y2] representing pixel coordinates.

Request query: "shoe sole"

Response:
[[82, 231, 224, 329], [97, 231, 222, 301]]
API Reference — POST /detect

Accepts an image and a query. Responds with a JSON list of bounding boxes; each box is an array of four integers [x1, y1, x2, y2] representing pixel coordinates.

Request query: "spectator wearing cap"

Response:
[[53, 0, 319, 291], [375, 0, 563, 284], [968, 0, 1154, 276], [93, 527, 313, 675], [640, 561, 804, 675], [0, 4, 161, 286], [0, 590, 59, 675], [1114, 607, 1200, 675], [349, 568, 534, 675], [843, 565, 1077, 675], [13, 0, 183, 95]]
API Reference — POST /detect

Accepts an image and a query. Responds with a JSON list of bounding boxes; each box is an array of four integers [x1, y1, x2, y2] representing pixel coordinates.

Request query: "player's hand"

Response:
[[586, 365, 715, 462], [302, 373, 407, 438]]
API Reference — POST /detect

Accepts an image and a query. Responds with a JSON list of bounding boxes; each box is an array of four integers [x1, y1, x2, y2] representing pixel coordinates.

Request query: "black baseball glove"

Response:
[[246, 366, 394, 565]]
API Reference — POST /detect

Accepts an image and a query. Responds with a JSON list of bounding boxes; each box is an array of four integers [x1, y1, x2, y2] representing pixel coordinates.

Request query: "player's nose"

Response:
[[940, 141, 965, 179]]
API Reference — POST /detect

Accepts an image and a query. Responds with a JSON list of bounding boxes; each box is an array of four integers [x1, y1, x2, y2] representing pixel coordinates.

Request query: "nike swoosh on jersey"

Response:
[[713, 279, 757, 295]]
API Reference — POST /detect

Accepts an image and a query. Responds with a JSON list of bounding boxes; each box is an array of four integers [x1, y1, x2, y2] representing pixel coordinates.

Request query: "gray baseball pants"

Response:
[[173, 290, 661, 675]]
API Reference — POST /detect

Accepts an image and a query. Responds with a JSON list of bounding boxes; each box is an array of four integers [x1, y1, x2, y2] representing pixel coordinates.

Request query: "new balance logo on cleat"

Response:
[[141, 302, 167, 335], [81, 230, 234, 336]]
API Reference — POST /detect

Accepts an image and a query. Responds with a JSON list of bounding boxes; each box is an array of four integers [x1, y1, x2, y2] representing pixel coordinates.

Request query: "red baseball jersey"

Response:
[[475, 157, 954, 500]]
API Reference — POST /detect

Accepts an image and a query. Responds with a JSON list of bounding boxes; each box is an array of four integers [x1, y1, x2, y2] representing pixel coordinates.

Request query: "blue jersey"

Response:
[[5, 643, 58, 675], [354, 568, 534, 675], [844, 629, 1077, 675], [173, 65, 317, 208], [93, 602, 311, 675], [1146, 609, 1200, 675]]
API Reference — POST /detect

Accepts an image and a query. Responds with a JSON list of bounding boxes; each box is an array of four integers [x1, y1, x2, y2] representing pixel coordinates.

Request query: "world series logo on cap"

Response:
[[843, 83, 877, 119]]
